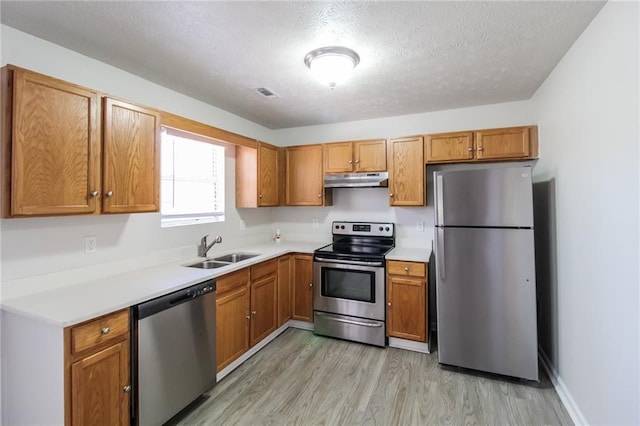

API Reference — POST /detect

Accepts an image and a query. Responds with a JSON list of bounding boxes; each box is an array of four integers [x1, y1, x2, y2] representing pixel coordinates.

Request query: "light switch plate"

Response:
[[312, 218, 319, 229], [417, 221, 425, 232]]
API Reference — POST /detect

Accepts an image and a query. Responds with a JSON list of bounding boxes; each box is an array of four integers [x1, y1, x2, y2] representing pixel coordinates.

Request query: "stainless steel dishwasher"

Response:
[[133, 278, 217, 426]]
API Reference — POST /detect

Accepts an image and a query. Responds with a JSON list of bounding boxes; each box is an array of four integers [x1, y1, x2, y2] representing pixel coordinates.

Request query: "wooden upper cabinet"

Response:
[[387, 136, 424, 206], [476, 126, 535, 160], [236, 141, 280, 208], [3, 67, 100, 217], [102, 97, 160, 213], [424, 126, 538, 164], [424, 131, 474, 163], [323, 139, 386, 173], [285, 144, 331, 206]]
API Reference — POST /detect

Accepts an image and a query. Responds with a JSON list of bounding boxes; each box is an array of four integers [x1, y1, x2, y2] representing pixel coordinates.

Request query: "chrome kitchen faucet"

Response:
[[197, 234, 222, 257]]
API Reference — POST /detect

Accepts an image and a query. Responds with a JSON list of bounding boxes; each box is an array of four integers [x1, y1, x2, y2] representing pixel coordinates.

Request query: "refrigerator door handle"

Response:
[[436, 174, 444, 225], [437, 226, 445, 280]]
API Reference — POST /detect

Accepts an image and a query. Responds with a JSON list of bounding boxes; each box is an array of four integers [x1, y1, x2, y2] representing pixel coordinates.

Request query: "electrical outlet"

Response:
[[84, 236, 97, 254], [312, 218, 319, 229], [417, 221, 425, 232], [239, 220, 246, 231]]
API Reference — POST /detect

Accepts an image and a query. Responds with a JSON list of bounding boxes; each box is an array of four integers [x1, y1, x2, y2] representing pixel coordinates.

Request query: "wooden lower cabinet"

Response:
[[249, 260, 278, 346], [216, 259, 280, 372], [386, 260, 427, 342], [292, 253, 314, 322], [65, 309, 131, 426], [216, 269, 251, 372], [277, 255, 292, 326]]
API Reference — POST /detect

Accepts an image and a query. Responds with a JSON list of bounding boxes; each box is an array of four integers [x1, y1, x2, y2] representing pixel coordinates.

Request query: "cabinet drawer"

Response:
[[70, 309, 129, 355], [217, 268, 249, 295], [387, 260, 426, 277], [251, 259, 277, 281]]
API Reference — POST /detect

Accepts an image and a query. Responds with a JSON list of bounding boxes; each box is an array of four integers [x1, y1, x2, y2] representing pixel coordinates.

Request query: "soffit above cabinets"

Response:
[[1, 1, 605, 129]]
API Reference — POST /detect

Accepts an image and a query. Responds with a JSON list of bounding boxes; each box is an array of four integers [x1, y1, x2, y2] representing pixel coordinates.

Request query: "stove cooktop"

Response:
[[314, 221, 395, 261]]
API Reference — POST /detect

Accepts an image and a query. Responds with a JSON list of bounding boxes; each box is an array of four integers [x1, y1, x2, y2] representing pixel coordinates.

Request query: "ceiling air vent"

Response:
[[254, 87, 280, 99]]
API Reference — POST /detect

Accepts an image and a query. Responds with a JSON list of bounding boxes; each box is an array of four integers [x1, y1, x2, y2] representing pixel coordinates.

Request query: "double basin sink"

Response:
[[186, 252, 260, 269]]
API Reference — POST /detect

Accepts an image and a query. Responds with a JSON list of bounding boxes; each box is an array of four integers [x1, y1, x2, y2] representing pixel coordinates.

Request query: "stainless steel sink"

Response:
[[212, 253, 259, 263], [186, 260, 230, 269]]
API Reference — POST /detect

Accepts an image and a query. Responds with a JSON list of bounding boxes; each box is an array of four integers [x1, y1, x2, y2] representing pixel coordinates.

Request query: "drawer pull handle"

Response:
[[404, 267, 409, 272], [101, 327, 110, 335], [387, 302, 391, 306]]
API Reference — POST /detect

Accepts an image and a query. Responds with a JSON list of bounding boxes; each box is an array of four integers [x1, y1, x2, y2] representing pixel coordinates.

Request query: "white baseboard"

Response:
[[388, 337, 430, 354], [287, 320, 314, 331], [538, 348, 587, 426]]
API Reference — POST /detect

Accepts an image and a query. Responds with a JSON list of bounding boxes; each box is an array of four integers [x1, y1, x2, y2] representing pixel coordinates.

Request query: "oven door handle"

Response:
[[314, 257, 384, 267], [315, 312, 384, 328]]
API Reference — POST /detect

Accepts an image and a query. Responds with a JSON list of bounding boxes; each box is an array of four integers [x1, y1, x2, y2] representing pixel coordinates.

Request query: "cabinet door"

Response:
[[216, 284, 250, 372], [476, 127, 530, 160], [354, 139, 387, 172], [323, 142, 353, 173], [387, 136, 424, 206], [292, 254, 314, 322], [277, 255, 292, 327], [250, 273, 278, 346], [10, 69, 100, 216], [285, 145, 324, 206], [102, 97, 159, 213], [70, 341, 130, 426], [387, 275, 427, 342], [424, 131, 474, 163], [257, 142, 279, 206]]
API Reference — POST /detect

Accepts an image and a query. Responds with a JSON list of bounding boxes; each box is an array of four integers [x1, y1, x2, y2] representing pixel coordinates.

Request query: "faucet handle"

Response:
[[214, 235, 222, 243]]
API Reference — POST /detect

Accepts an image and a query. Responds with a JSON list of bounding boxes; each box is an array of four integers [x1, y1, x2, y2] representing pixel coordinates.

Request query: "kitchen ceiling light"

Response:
[[304, 46, 360, 89]]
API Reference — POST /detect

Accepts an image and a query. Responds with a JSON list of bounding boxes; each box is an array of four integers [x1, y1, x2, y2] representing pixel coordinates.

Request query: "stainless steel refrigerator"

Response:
[[434, 165, 538, 381]]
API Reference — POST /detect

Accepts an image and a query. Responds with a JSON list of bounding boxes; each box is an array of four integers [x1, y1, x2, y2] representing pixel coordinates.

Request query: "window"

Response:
[[160, 127, 225, 227]]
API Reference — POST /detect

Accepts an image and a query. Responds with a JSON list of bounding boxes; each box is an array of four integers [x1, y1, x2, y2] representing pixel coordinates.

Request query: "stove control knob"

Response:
[[385, 227, 390, 231], [335, 225, 339, 229], [379, 226, 383, 231], [341, 225, 345, 229]]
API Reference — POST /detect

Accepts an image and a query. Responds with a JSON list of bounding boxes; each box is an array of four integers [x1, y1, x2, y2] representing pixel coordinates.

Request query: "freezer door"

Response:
[[434, 166, 534, 227], [435, 227, 538, 380]]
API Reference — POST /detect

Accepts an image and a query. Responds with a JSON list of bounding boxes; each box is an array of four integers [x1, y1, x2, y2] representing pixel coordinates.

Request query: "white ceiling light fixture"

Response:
[[304, 46, 360, 89]]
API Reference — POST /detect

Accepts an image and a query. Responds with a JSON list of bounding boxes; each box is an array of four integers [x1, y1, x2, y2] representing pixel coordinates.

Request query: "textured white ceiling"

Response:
[[1, 1, 605, 129]]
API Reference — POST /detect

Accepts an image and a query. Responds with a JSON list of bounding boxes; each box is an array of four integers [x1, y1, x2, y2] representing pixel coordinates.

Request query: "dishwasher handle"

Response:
[[136, 278, 216, 320]]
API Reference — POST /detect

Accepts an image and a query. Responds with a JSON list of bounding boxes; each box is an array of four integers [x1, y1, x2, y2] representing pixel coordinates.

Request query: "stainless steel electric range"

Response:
[[313, 221, 395, 347]]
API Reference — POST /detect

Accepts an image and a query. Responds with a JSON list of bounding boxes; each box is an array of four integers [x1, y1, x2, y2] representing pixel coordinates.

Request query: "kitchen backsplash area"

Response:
[[271, 188, 433, 249]]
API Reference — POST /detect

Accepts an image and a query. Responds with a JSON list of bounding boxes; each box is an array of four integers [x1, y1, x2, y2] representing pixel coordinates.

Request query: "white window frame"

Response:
[[160, 126, 226, 228]]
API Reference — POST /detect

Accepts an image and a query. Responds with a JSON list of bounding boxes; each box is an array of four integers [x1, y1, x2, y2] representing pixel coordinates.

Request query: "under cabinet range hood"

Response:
[[323, 172, 388, 188]]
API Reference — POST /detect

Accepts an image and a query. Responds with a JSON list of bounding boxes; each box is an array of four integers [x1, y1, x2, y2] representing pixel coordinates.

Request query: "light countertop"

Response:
[[1, 240, 432, 328]]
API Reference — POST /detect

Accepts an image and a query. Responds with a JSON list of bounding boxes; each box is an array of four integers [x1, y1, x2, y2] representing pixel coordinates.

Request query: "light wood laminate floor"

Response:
[[176, 328, 572, 425]]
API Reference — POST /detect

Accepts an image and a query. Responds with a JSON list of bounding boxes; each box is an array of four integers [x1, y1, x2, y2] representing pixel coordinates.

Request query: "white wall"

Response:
[[531, 2, 639, 424]]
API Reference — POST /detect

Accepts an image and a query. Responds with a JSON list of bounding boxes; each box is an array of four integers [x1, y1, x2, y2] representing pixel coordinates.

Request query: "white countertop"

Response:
[[1, 242, 320, 328], [1, 240, 432, 328], [387, 246, 432, 263]]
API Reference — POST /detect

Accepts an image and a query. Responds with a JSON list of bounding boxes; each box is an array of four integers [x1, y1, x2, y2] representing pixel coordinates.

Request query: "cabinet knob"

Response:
[[317, 194, 322, 198], [101, 327, 110, 335], [106, 190, 113, 197], [89, 191, 99, 197], [404, 267, 409, 272], [355, 159, 359, 164], [252, 311, 257, 315], [389, 193, 394, 197], [468, 147, 474, 152], [309, 283, 313, 287], [123, 385, 131, 393], [348, 160, 353, 164], [477, 147, 484, 152], [246, 315, 251, 320], [388, 302, 391, 306], [259, 194, 263, 198]]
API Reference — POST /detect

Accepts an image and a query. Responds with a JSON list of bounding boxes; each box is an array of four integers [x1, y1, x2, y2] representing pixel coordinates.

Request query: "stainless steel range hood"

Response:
[[323, 172, 388, 188]]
